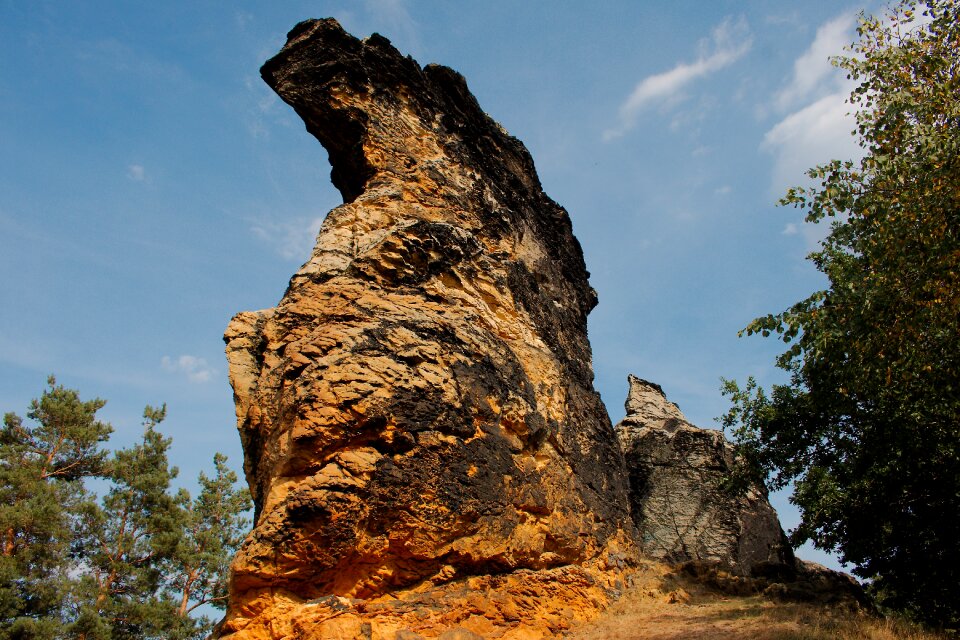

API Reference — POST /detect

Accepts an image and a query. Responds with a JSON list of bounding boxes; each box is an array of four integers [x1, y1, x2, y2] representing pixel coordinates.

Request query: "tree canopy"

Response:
[[0, 378, 251, 639], [722, 0, 959, 628]]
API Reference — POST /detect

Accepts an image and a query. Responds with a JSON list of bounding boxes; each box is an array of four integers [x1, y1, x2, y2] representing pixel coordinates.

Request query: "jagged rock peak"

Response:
[[622, 374, 688, 432], [218, 19, 637, 639], [261, 19, 547, 211], [616, 375, 793, 576]]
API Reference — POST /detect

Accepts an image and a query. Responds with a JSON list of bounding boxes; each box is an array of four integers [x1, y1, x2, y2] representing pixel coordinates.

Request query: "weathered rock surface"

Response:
[[219, 18, 636, 639], [616, 375, 792, 576]]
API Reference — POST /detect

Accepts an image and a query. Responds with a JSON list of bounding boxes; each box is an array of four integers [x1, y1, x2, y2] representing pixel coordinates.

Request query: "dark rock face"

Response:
[[616, 375, 793, 576], [220, 18, 636, 638]]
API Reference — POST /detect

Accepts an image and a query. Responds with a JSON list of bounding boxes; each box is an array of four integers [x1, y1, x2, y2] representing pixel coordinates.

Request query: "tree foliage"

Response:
[[722, 0, 959, 627], [0, 378, 110, 639], [0, 378, 251, 639]]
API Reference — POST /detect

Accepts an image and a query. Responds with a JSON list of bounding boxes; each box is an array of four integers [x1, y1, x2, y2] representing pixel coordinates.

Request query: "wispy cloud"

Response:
[[765, 11, 802, 27], [161, 355, 216, 383], [242, 73, 287, 140], [235, 10, 254, 30], [763, 92, 860, 192], [127, 164, 145, 182], [774, 13, 855, 111], [763, 12, 861, 196], [77, 38, 187, 84], [604, 16, 752, 140], [250, 216, 325, 261]]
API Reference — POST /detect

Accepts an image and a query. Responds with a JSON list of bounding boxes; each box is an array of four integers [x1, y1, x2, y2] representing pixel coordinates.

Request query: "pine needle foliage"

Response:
[[0, 378, 251, 639]]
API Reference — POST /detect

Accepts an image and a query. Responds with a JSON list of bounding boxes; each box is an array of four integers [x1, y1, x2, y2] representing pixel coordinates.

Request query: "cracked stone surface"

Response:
[[616, 375, 793, 576]]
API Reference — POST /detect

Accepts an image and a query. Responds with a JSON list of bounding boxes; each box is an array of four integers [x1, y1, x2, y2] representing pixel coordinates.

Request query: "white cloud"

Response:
[[714, 185, 732, 196], [604, 16, 752, 140], [127, 164, 145, 181], [765, 12, 802, 27], [251, 216, 325, 261], [763, 92, 861, 192], [763, 13, 862, 195], [161, 355, 216, 383], [775, 13, 856, 111], [780, 218, 832, 250]]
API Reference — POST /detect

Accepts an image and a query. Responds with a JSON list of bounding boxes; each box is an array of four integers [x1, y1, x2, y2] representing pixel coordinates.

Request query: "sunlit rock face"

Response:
[[616, 375, 793, 576], [218, 18, 637, 639]]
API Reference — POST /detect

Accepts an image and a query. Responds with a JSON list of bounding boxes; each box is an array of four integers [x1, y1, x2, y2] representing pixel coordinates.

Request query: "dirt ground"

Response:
[[567, 564, 946, 640]]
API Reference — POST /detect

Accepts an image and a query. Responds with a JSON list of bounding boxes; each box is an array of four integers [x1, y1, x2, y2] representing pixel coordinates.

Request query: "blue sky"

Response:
[[1, 1, 873, 570]]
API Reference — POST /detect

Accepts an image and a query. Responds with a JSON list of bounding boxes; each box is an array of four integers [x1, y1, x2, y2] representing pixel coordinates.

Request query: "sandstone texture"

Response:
[[615, 375, 793, 576], [219, 18, 636, 639]]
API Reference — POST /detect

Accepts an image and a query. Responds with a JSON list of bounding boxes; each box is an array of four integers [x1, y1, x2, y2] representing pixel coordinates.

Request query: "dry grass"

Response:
[[567, 563, 948, 640]]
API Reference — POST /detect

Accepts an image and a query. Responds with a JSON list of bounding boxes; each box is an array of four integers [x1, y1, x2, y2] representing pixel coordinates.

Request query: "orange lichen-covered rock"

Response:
[[218, 18, 637, 639]]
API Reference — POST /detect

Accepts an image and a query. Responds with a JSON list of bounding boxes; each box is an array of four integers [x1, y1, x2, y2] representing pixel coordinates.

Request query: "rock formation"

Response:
[[214, 17, 840, 638], [219, 18, 637, 639], [616, 375, 792, 576]]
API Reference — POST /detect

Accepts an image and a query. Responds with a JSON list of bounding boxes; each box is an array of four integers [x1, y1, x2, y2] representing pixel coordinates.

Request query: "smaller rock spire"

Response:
[[616, 375, 793, 575], [622, 374, 688, 432]]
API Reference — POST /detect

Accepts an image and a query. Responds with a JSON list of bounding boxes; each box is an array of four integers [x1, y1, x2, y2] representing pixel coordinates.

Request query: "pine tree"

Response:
[[170, 454, 250, 626], [73, 406, 200, 640], [1, 379, 251, 639], [0, 377, 111, 639]]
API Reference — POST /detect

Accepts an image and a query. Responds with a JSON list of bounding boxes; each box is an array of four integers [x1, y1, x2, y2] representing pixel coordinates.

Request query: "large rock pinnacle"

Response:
[[219, 19, 636, 638]]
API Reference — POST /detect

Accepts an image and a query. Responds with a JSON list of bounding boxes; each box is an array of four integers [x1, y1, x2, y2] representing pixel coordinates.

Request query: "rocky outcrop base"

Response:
[[678, 559, 869, 608], [217, 555, 637, 639]]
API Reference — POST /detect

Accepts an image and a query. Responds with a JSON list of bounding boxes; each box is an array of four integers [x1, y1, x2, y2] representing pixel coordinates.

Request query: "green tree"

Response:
[[0, 377, 111, 639], [169, 453, 250, 623], [73, 406, 198, 640], [722, 0, 959, 627], [73, 409, 251, 640], [0, 380, 251, 639]]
